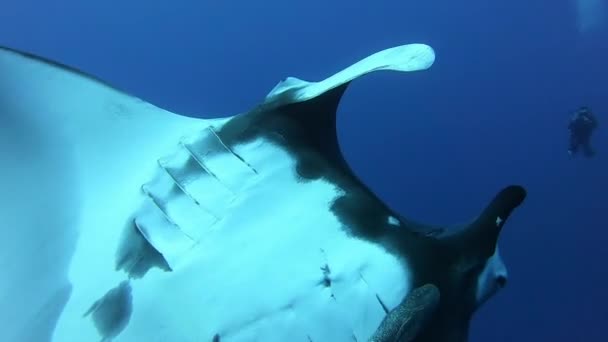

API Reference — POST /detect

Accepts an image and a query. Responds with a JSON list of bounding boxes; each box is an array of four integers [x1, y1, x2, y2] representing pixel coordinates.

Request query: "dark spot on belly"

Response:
[[83, 280, 133, 341], [330, 189, 389, 240], [320, 264, 332, 287]]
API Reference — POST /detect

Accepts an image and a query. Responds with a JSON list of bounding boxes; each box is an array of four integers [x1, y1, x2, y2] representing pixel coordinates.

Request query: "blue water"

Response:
[[2, 0, 606, 340]]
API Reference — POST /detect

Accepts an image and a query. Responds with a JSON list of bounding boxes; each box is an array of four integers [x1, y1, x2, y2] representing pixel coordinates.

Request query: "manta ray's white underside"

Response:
[[0, 44, 435, 341]]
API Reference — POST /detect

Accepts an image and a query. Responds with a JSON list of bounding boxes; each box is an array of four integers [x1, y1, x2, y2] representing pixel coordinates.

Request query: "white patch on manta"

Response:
[[51, 134, 413, 342], [387, 216, 400, 226], [475, 246, 508, 306]]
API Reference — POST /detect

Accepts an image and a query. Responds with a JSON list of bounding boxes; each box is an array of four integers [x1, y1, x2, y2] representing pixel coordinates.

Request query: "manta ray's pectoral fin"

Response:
[[369, 284, 440, 342]]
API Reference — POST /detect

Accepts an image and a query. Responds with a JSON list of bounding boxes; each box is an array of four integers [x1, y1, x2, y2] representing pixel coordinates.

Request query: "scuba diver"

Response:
[[568, 106, 598, 157]]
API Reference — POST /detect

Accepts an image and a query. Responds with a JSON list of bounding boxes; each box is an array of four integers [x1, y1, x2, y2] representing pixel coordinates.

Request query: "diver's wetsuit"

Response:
[[568, 109, 598, 157]]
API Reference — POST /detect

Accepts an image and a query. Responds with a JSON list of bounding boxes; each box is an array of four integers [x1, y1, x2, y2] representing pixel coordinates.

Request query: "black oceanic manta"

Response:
[[0, 43, 526, 342]]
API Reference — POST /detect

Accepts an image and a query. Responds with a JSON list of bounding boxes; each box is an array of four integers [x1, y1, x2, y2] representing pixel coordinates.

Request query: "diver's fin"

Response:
[[368, 284, 440, 342]]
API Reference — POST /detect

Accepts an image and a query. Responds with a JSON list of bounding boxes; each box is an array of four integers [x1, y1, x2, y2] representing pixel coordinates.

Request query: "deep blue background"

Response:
[[2, 0, 606, 340]]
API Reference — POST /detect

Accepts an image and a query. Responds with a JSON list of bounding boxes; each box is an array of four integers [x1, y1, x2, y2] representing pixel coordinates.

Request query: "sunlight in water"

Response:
[[576, 0, 607, 33]]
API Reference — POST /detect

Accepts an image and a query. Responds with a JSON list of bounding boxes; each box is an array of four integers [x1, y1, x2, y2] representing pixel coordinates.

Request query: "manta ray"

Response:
[[0, 42, 526, 342]]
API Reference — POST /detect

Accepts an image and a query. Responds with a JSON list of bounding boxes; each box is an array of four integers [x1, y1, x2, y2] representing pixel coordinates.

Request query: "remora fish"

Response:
[[0, 43, 525, 342]]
